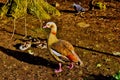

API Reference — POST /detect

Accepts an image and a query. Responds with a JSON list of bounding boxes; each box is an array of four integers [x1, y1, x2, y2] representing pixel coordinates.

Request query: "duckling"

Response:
[[34, 40, 47, 49], [19, 41, 31, 51]]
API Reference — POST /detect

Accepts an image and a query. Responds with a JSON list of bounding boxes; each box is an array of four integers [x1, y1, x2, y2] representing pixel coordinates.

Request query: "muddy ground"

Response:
[[0, 0, 120, 80]]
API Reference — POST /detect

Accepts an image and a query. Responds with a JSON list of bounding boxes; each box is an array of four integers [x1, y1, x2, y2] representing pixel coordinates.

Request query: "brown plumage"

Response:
[[43, 22, 83, 73], [0, 0, 8, 4]]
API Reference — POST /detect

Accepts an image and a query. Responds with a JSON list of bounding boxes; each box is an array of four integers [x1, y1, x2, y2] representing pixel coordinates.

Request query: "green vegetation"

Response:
[[113, 71, 120, 80], [95, 2, 106, 10], [0, 0, 61, 19]]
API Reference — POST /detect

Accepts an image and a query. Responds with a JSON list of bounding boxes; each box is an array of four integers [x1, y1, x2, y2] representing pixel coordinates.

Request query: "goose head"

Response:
[[43, 22, 56, 28], [43, 22, 57, 35]]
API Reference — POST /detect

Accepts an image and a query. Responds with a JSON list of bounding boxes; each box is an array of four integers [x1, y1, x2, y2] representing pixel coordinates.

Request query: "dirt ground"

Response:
[[0, 0, 120, 80]]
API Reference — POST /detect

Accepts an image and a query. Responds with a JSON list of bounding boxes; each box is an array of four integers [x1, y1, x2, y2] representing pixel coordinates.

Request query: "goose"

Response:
[[43, 22, 83, 73], [19, 41, 31, 51]]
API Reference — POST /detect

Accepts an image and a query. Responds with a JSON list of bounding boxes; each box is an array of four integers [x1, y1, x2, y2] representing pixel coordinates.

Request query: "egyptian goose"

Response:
[[43, 22, 83, 73]]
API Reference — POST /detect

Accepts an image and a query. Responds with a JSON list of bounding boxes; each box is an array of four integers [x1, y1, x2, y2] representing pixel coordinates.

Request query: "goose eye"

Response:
[[47, 24, 50, 26], [47, 24, 52, 28]]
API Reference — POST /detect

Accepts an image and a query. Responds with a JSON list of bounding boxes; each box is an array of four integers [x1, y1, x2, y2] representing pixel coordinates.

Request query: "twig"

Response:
[[10, 18, 16, 40], [23, 0, 28, 39], [23, 16, 27, 38], [39, 18, 43, 28]]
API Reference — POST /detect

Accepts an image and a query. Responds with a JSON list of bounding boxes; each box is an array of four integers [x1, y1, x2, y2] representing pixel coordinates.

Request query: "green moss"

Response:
[[11, 0, 27, 19], [95, 2, 106, 11], [0, 0, 61, 20], [28, 0, 51, 20], [0, 4, 9, 18]]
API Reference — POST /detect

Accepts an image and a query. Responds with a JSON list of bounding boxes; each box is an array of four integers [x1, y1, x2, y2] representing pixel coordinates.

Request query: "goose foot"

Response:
[[55, 63, 63, 73], [67, 62, 74, 69]]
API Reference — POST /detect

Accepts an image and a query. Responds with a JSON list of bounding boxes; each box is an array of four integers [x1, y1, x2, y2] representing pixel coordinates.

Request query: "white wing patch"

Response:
[[51, 49, 70, 62], [51, 49, 62, 56]]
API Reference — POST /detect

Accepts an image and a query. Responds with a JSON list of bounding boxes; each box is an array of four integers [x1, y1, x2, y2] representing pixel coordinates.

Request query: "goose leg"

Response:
[[55, 63, 63, 73], [67, 62, 74, 69]]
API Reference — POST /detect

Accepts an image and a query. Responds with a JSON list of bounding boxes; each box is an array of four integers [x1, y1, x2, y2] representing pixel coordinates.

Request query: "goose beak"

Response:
[[43, 26, 48, 28]]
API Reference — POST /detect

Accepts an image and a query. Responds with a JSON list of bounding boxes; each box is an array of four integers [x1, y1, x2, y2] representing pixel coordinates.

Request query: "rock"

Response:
[[113, 52, 120, 56], [77, 22, 90, 28]]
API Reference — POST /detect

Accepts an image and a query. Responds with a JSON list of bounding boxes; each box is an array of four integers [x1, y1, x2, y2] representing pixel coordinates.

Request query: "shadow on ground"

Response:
[[60, 10, 76, 13], [0, 46, 57, 69], [74, 45, 120, 58], [84, 74, 116, 80]]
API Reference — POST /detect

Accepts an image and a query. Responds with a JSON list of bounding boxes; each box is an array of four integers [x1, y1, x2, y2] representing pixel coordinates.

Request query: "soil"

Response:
[[0, 0, 120, 80]]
